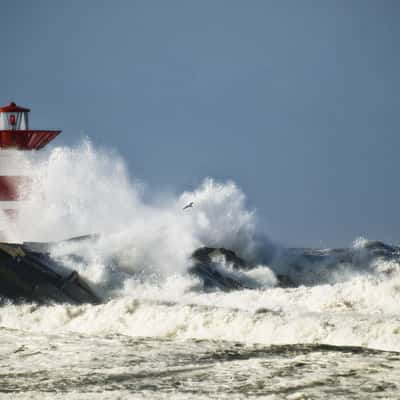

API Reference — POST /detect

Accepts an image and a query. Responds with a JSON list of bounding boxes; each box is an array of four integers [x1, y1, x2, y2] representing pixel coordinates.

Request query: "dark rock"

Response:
[[276, 274, 296, 288], [0, 241, 100, 305], [190, 247, 255, 291]]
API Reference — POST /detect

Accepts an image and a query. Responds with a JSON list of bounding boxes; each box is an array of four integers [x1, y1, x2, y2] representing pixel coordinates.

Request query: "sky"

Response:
[[1, 0, 399, 247]]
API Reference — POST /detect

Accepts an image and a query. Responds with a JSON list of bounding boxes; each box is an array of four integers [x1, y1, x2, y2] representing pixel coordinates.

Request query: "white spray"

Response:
[[5, 140, 272, 295], [2, 140, 400, 352]]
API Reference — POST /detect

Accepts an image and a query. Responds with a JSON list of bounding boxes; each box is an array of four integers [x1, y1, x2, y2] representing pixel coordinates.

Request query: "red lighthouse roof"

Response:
[[0, 102, 30, 113]]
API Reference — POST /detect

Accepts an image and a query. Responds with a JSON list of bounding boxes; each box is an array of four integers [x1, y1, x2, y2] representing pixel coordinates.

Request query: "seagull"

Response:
[[183, 202, 194, 210]]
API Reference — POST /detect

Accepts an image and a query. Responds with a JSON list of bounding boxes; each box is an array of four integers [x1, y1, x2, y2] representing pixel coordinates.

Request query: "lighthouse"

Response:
[[0, 101, 60, 240], [0, 103, 100, 304]]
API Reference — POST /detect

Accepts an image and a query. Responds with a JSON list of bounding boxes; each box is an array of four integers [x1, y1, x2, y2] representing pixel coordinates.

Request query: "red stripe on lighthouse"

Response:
[[0, 176, 32, 201]]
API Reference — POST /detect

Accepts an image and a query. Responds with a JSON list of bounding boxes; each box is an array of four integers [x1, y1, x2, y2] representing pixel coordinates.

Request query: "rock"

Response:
[[190, 247, 256, 291]]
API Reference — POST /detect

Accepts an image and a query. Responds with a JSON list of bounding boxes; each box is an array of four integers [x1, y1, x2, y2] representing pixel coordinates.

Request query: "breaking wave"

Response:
[[1, 141, 400, 352]]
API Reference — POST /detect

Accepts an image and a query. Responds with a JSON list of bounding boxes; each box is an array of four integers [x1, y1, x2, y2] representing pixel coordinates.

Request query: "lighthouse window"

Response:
[[9, 115, 16, 126], [0, 112, 28, 130]]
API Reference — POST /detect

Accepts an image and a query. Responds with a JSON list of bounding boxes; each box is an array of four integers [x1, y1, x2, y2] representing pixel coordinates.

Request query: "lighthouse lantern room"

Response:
[[0, 102, 30, 130], [0, 102, 60, 150]]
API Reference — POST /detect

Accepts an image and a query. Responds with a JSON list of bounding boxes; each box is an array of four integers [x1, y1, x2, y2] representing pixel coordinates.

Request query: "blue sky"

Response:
[[1, 0, 399, 247]]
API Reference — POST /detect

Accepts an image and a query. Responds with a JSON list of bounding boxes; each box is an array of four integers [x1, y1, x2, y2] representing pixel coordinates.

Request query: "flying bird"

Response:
[[183, 202, 194, 210]]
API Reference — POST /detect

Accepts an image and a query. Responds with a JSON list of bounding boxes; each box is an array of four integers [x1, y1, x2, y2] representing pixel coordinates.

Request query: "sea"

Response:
[[1, 142, 400, 399]]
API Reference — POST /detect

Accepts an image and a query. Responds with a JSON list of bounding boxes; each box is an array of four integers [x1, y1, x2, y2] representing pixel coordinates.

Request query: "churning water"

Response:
[[1, 142, 400, 399]]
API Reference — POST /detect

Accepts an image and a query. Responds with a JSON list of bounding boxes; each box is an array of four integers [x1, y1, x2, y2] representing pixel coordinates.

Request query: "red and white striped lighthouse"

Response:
[[0, 101, 60, 240]]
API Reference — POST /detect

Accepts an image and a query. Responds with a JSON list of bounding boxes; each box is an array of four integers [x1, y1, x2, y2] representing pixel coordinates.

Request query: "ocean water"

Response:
[[1, 142, 400, 399]]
